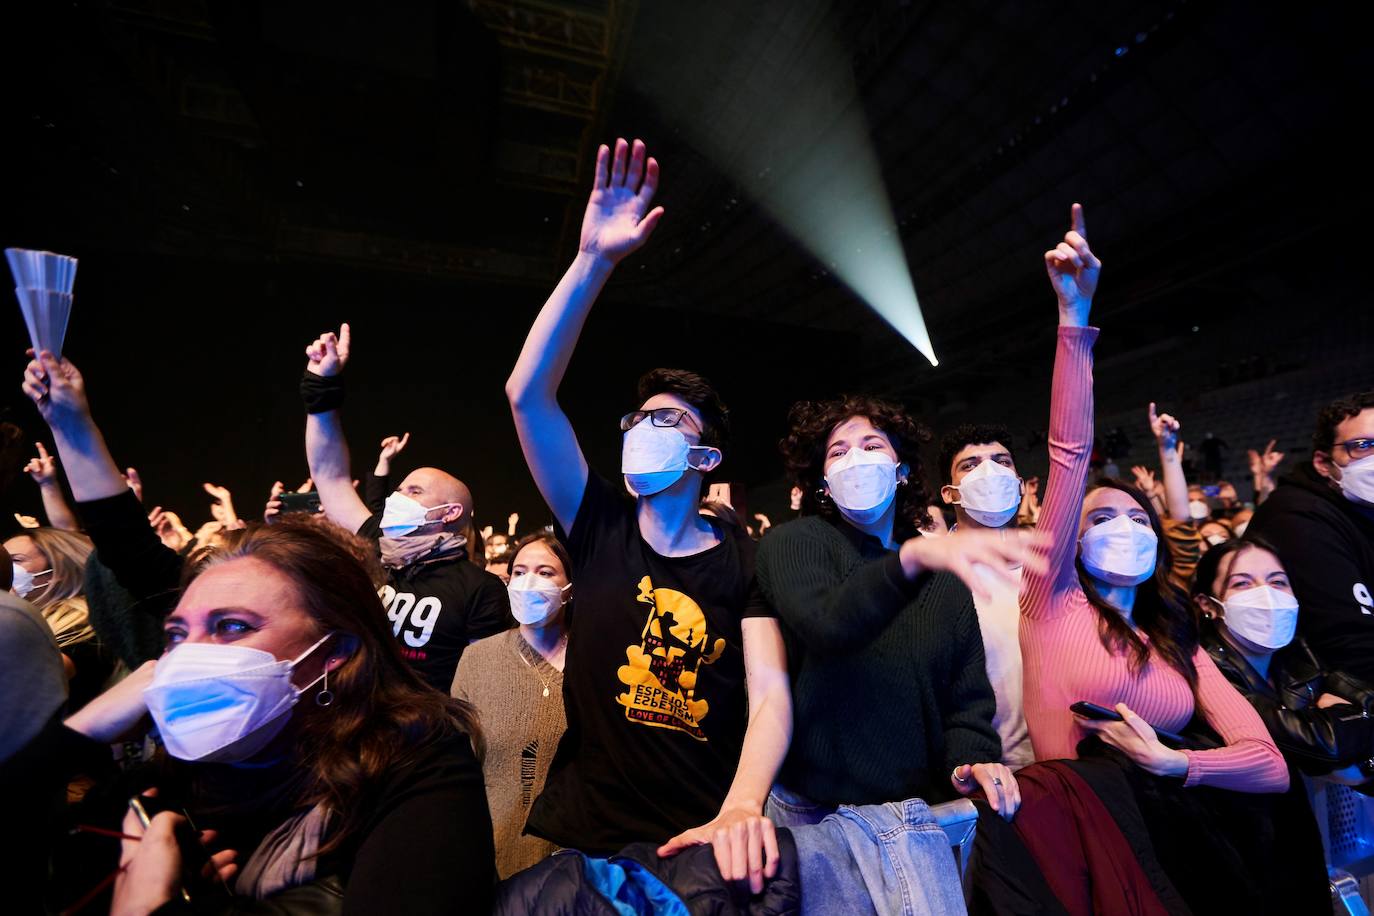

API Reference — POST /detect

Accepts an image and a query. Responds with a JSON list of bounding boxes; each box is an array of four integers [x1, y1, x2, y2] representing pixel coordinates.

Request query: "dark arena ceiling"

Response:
[[1, 0, 1366, 524]]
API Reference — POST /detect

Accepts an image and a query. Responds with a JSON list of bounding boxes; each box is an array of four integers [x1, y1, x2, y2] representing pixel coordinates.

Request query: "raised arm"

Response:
[[1021, 204, 1102, 619], [505, 138, 664, 533], [22, 352, 182, 596], [302, 324, 372, 534], [22, 352, 128, 502], [25, 442, 79, 531], [1149, 403, 1190, 521]]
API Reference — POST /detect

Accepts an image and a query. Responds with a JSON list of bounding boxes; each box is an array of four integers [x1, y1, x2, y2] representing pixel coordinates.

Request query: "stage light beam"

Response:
[[636, 2, 938, 366]]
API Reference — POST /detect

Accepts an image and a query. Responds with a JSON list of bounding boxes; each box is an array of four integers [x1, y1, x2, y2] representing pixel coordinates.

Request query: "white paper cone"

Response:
[[7, 248, 77, 358]]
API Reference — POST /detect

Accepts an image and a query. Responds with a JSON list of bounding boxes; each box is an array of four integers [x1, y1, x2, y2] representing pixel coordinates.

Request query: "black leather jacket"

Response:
[[1201, 618, 1374, 781]]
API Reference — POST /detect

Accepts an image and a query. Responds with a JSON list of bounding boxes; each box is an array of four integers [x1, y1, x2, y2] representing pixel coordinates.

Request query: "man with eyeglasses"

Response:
[[1249, 391, 1374, 682], [505, 137, 791, 893]]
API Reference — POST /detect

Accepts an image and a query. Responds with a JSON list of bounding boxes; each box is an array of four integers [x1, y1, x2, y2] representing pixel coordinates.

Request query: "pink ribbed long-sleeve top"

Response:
[[1018, 326, 1288, 793]]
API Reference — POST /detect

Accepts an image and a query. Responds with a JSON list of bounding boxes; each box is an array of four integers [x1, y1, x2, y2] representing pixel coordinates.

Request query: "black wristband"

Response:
[[300, 371, 345, 414]]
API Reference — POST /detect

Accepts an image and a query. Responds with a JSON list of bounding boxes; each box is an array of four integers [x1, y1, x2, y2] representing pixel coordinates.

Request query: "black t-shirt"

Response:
[[525, 474, 773, 853], [357, 515, 513, 692]]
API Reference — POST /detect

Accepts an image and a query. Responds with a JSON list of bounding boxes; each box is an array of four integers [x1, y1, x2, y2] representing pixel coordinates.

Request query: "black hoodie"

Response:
[[1248, 463, 1374, 682]]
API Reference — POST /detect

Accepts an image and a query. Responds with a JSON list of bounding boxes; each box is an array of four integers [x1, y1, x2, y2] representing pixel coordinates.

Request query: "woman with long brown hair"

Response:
[[1018, 203, 1286, 790], [70, 518, 494, 912]]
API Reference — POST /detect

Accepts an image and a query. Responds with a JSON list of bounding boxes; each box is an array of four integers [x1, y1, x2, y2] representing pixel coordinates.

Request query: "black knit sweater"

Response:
[[755, 514, 1000, 806]]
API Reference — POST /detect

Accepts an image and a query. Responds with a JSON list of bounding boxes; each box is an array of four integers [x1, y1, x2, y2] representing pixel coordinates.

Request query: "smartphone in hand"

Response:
[[1070, 701, 1188, 747]]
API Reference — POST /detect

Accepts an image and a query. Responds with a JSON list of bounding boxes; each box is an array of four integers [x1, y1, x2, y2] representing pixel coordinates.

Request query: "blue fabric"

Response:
[[581, 855, 691, 916], [766, 783, 835, 829], [786, 795, 967, 916]]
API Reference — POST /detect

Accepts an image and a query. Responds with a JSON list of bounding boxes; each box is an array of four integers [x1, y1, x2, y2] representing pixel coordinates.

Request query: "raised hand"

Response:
[[507, 512, 520, 537], [1248, 439, 1284, 477], [379, 433, 410, 462], [148, 506, 191, 552], [1131, 465, 1157, 494], [126, 467, 144, 502], [1044, 203, 1101, 326], [1148, 402, 1182, 454], [25, 442, 58, 486], [305, 323, 351, 378], [579, 138, 664, 263], [203, 482, 241, 529], [21, 349, 90, 424]]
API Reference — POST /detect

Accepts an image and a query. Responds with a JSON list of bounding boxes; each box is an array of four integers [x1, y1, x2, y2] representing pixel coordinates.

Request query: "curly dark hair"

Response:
[[780, 394, 934, 540], [937, 423, 1018, 486], [1078, 478, 1199, 697], [1314, 390, 1374, 454]]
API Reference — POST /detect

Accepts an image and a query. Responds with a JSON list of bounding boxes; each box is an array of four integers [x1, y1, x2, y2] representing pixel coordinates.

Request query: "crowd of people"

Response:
[[3, 136, 1372, 915]]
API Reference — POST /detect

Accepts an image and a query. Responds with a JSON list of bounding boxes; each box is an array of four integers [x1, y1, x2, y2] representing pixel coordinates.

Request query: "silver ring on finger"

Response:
[[993, 777, 1003, 786]]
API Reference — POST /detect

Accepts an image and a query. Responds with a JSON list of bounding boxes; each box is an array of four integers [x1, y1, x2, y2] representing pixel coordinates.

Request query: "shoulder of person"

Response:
[[757, 515, 841, 555], [365, 731, 485, 823]]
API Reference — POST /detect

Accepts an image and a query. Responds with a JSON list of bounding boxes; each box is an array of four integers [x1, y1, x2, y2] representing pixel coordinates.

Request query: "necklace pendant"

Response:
[[543, 686, 550, 697]]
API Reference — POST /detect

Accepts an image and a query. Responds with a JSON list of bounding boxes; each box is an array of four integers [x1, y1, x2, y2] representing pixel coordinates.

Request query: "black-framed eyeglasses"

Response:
[[620, 408, 693, 432], [1335, 438, 1374, 461]]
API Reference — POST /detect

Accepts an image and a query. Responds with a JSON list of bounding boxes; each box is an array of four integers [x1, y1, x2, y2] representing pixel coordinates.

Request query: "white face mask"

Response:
[[1233, 520, 1249, 537], [825, 448, 899, 526], [1080, 514, 1159, 587], [10, 564, 51, 599], [1337, 453, 1374, 507], [621, 420, 713, 497], [1220, 585, 1299, 650], [951, 460, 1021, 528], [1205, 534, 1228, 546], [144, 633, 334, 763], [1188, 500, 1211, 521], [380, 492, 458, 538], [508, 573, 571, 626]]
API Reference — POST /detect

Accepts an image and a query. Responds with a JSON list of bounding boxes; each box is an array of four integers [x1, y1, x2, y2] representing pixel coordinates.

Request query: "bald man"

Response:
[[301, 324, 512, 691]]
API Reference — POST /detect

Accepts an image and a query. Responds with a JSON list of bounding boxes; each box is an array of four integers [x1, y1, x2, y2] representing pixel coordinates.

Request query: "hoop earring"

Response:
[[316, 667, 335, 707]]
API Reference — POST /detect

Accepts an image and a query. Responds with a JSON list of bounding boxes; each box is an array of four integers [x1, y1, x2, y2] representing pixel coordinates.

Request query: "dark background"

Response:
[[2, 0, 1368, 536]]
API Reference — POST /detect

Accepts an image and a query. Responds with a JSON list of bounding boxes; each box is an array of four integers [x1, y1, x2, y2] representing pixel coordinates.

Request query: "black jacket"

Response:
[[1201, 618, 1374, 781], [493, 837, 801, 915], [1247, 463, 1374, 683]]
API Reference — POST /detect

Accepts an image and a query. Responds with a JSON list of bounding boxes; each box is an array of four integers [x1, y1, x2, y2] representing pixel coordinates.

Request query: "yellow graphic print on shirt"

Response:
[[616, 575, 726, 741]]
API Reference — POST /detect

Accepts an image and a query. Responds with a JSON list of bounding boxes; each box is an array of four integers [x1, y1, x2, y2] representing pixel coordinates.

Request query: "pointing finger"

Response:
[[1071, 202, 1087, 239]]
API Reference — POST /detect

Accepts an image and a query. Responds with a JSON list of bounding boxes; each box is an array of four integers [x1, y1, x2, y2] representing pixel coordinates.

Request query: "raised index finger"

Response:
[[337, 322, 352, 360], [36, 441, 49, 460], [1071, 202, 1087, 239]]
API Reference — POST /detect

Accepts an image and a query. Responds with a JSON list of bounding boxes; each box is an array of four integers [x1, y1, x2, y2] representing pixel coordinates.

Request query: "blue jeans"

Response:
[[769, 786, 966, 916]]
